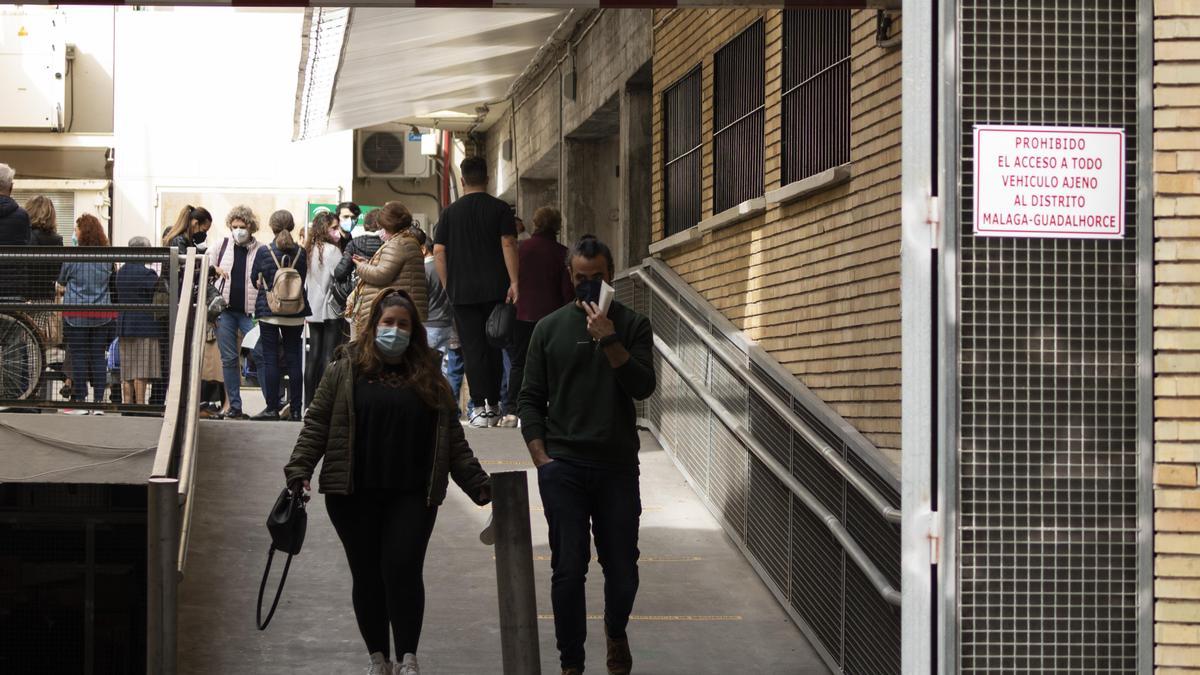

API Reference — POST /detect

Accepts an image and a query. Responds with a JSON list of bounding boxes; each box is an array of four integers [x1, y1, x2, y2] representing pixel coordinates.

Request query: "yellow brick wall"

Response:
[[1156, 3, 1200, 671], [651, 9, 903, 458]]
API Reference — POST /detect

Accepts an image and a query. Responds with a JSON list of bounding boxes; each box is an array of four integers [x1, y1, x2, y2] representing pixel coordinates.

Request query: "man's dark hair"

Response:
[[460, 156, 488, 187], [337, 201, 361, 219], [568, 234, 614, 277]]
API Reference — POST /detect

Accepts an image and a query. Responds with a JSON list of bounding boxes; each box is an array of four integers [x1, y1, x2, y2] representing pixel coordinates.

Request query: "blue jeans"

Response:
[[537, 459, 641, 670], [446, 346, 465, 417], [216, 310, 254, 412], [64, 322, 114, 403], [259, 322, 303, 413], [426, 325, 451, 363]]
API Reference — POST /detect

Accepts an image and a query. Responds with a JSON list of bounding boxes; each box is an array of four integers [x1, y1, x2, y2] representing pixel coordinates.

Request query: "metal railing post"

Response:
[[147, 476, 180, 675], [491, 471, 541, 674], [168, 249, 179, 351]]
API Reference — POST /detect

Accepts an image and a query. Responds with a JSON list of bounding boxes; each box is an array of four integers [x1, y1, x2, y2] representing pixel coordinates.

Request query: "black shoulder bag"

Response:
[[256, 486, 307, 630]]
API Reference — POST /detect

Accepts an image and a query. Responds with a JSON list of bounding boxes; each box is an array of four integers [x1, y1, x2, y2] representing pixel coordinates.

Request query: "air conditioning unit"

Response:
[[355, 123, 432, 179], [0, 8, 66, 130]]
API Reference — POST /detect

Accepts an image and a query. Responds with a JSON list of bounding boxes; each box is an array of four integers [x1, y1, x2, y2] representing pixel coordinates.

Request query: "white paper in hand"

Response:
[[598, 281, 614, 315]]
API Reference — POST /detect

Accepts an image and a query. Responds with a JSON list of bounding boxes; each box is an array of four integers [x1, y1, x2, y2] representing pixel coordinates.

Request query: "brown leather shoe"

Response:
[[606, 630, 632, 674]]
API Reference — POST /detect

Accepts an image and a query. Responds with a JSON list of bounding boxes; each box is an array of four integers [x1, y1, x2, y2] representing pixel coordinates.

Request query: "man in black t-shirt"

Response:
[[433, 156, 519, 427]]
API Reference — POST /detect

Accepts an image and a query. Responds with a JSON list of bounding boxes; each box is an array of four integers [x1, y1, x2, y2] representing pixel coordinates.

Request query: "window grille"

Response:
[[12, 190, 77, 242], [782, 10, 850, 185], [663, 68, 702, 237], [713, 21, 765, 213]]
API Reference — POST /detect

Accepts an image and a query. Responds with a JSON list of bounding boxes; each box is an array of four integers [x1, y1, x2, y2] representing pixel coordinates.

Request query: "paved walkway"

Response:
[[177, 420, 826, 674]]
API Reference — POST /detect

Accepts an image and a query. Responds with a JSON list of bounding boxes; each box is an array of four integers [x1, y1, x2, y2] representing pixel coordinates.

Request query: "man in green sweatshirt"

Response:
[[518, 235, 655, 675]]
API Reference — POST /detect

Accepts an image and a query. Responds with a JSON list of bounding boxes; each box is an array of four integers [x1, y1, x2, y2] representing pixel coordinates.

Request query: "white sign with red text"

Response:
[[974, 125, 1125, 239]]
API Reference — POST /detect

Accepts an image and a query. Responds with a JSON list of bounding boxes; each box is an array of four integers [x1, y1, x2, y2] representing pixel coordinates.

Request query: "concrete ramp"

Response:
[[177, 420, 825, 674]]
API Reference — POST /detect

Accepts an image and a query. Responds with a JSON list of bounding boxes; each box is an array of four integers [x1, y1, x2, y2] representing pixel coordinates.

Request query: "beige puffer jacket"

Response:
[[347, 234, 428, 333]]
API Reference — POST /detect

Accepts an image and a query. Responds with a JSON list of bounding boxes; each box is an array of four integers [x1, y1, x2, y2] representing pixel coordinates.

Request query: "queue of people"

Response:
[[3, 157, 657, 675]]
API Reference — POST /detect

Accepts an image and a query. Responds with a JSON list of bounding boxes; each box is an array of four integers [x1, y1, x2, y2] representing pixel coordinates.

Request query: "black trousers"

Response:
[[453, 301, 505, 407], [537, 459, 642, 670], [326, 490, 439, 658], [305, 319, 345, 406], [503, 319, 536, 412]]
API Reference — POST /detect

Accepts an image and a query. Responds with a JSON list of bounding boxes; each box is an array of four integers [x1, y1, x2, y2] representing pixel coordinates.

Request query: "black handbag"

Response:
[[486, 302, 516, 348], [256, 487, 307, 630]]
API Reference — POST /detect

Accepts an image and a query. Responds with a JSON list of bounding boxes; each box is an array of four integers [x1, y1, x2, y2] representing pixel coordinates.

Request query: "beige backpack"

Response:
[[260, 247, 305, 315]]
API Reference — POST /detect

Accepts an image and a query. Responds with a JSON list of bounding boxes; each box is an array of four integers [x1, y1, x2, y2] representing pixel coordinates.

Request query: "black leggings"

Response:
[[305, 319, 345, 406], [325, 491, 438, 658]]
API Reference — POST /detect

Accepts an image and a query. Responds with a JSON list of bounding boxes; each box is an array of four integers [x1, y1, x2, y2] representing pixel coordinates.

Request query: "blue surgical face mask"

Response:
[[375, 327, 411, 358], [71, 234, 78, 246], [339, 217, 354, 232]]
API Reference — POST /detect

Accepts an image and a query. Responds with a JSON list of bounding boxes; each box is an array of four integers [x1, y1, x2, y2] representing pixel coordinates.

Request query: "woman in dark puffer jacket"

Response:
[[284, 288, 490, 675]]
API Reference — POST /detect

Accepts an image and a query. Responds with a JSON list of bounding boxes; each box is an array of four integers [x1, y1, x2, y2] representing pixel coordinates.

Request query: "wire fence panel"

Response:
[[0, 247, 176, 414], [957, 1, 1142, 672]]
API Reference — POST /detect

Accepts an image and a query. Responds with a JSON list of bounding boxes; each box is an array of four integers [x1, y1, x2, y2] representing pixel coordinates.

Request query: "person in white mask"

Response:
[[337, 201, 361, 240], [208, 205, 263, 419]]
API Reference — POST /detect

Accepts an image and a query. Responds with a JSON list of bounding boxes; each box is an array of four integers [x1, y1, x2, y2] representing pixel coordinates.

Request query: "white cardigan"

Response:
[[305, 242, 344, 322]]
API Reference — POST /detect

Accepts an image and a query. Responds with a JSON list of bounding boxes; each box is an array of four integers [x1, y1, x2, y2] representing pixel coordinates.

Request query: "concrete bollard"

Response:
[[490, 471, 541, 674]]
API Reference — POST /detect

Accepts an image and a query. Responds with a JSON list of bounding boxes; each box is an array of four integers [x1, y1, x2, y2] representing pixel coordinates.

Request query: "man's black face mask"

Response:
[[575, 279, 602, 305]]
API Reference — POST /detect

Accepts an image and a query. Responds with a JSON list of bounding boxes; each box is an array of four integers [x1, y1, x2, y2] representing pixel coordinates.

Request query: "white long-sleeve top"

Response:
[[305, 242, 344, 322]]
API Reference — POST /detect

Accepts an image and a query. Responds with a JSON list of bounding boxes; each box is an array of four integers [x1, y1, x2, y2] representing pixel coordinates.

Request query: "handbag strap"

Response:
[[256, 546, 295, 630]]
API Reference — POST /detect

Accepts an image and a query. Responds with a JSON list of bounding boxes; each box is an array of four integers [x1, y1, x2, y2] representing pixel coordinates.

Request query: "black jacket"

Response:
[[334, 233, 384, 282], [0, 196, 31, 246], [0, 196, 31, 299], [30, 229, 62, 246], [28, 229, 63, 301]]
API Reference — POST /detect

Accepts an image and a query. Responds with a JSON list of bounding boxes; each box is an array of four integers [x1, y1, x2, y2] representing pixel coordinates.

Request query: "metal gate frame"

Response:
[[909, 1, 1156, 673]]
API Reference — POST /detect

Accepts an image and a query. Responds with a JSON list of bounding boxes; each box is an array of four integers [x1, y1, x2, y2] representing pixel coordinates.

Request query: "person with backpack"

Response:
[[304, 211, 345, 406], [209, 205, 263, 420], [251, 210, 310, 421], [346, 201, 427, 337]]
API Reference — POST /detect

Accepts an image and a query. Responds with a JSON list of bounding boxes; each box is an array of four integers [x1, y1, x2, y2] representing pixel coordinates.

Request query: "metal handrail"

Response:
[[151, 251, 197, 477], [654, 333, 901, 606], [148, 248, 201, 675], [176, 253, 209, 573], [630, 267, 902, 524]]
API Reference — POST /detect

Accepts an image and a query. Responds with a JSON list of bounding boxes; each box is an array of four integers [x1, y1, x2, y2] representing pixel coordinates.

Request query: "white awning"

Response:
[[293, 7, 565, 140]]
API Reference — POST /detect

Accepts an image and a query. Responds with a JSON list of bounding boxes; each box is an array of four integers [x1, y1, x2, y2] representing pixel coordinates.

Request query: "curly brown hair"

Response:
[[349, 288, 453, 410], [24, 195, 57, 235], [75, 214, 109, 247]]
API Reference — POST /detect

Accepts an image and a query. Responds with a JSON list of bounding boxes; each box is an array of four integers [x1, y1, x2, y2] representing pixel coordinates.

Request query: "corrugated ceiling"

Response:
[[294, 7, 565, 140]]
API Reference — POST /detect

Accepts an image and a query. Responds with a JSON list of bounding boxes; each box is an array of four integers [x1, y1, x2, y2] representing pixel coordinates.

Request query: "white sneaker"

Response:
[[90, 410, 105, 416], [468, 407, 490, 428], [396, 653, 419, 675], [485, 401, 501, 428], [61, 408, 90, 415], [496, 413, 519, 428], [366, 652, 391, 675]]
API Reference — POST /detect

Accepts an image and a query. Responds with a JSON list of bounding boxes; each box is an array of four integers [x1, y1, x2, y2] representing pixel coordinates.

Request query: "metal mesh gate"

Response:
[[617, 262, 902, 674], [956, 1, 1143, 672]]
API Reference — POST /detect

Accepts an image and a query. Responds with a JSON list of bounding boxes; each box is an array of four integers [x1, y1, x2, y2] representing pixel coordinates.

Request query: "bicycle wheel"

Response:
[[0, 313, 44, 401]]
